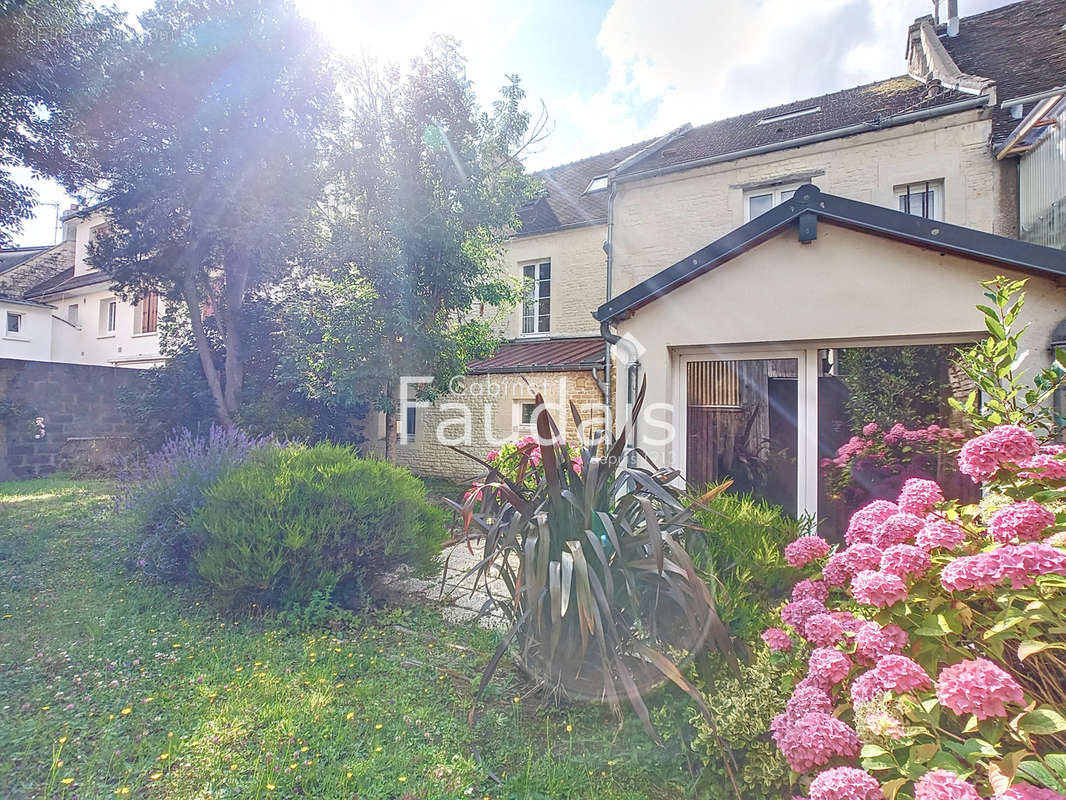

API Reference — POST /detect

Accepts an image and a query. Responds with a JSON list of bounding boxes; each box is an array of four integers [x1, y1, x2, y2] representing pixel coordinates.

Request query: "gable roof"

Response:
[[24, 268, 112, 299], [938, 0, 1066, 147], [0, 245, 52, 273], [467, 336, 604, 374], [594, 184, 1066, 322], [517, 77, 979, 239]]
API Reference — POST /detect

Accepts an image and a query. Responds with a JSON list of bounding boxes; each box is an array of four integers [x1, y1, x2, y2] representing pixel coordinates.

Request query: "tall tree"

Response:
[[281, 38, 542, 460], [0, 0, 127, 244], [86, 0, 336, 426]]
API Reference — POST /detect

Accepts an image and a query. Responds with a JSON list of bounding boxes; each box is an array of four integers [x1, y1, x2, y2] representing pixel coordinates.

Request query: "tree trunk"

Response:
[[182, 275, 235, 428], [383, 379, 397, 463], [221, 260, 248, 416]]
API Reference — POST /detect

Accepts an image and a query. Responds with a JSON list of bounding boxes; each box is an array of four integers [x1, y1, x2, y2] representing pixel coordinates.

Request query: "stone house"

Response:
[[384, 0, 1066, 505], [0, 206, 165, 368]]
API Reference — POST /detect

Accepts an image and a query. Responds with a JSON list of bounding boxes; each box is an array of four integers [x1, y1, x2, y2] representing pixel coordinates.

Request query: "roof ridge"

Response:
[[533, 137, 657, 176], [957, 0, 1042, 23]]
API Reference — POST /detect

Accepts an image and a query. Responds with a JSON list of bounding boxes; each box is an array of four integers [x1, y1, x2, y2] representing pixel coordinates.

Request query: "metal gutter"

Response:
[[613, 95, 990, 186], [510, 217, 606, 239], [1001, 86, 1066, 110]]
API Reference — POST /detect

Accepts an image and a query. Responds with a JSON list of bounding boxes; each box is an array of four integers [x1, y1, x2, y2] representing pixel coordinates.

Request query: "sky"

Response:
[[13, 0, 1017, 246]]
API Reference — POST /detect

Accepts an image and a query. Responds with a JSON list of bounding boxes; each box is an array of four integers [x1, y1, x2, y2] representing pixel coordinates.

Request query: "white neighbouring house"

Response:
[[0, 206, 165, 368]]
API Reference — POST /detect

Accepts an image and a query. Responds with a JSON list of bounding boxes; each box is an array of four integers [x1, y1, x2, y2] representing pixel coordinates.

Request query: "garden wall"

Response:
[[0, 358, 147, 479]]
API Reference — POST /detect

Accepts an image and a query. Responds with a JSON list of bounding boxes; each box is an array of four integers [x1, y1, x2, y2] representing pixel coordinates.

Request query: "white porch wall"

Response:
[[0, 303, 53, 361], [44, 285, 164, 368], [611, 223, 1066, 476]]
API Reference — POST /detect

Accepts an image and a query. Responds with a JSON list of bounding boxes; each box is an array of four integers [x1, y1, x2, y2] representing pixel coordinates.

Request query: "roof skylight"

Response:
[[757, 106, 822, 125], [584, 174, 610, 194]]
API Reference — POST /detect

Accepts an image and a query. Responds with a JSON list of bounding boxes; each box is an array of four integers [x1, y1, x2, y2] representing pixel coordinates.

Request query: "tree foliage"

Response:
[[280, 37, 542, 459], [0, 0, 127, 244], [85, 0, 337, 426]]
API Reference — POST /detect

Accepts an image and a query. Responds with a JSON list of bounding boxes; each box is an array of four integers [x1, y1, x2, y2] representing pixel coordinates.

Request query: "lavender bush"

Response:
[[120, 425, 272, 581]]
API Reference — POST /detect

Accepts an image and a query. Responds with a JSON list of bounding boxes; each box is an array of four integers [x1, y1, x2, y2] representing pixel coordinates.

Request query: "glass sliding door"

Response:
[[816, 343, 979, 541], [684, 355, 801, 513]]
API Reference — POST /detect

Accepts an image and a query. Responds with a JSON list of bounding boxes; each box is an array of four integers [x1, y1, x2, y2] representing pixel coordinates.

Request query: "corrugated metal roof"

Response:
[[468, 336, 605, 374]]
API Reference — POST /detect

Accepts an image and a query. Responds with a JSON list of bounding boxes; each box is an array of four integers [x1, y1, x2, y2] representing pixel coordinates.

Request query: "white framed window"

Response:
[[404, 405, 416, 443], [896, 181, 943, 221], [513, 400, 539, 431], [99, 298, 117, 335], [67, 304, 79, 326], [521, 260, 550, 335], [6, 311, 23, 336], [745, 184, 801, 221]]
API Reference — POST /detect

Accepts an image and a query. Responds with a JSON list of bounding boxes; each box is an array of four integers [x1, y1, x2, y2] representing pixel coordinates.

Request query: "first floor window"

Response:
[[67, 304, 79, 325], [745, 184, 800, 221], [136, 292, 159, 334], [521, 260, 550, 335], [896, 181, 943, 220], [6, 312, 22, 334], [100, 299, 116, 334]]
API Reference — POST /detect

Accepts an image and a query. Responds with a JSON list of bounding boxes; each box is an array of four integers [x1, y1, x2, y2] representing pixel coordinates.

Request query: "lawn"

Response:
[[0, 477, 695, 799]]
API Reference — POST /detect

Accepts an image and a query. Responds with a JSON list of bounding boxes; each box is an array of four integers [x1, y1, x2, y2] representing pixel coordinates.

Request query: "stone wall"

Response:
[[0, 358, 146, 479], [0, 240, 74, 295], [377, 369, 610, 480]]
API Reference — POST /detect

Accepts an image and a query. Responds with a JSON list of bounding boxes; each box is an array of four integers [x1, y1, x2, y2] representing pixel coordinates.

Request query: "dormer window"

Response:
[[584, 174, 609, 194]]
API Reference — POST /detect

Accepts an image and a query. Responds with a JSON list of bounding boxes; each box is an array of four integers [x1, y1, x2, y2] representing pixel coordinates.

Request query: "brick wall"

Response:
[[0, 358, 146, 479], [0, 240, 74, 296]]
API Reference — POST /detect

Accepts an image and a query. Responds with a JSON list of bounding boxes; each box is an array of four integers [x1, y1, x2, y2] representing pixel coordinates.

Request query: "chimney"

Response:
[[61, 205, 79, 242], [947, 0, 959, 37]]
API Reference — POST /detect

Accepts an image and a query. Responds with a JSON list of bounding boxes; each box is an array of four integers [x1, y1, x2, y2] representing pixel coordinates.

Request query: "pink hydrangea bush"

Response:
[[767, 423, 1066, 799]]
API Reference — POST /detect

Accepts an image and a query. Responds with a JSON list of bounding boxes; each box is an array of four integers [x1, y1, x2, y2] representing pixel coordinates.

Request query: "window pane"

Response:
[[521, 403, 536, 424], [540, 262, 551, 280], [67, 304, 78, 325], [748, 193, 773, 218], [899, 189, 936, 219], [779, 189, 797, 202], [7, 314, 19, 333], [522, 313, 534, 334], [817, 344, 978, 541]]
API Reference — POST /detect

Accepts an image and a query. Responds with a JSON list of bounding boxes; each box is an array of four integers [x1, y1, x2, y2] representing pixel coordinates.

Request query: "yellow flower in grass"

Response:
[[346, 712, 354, 720], [116, 788, 130, 796], [565, 724, 572, 733], [398, 776, 407, 783], [266, 784, 275, 791], [158, 753, 169, 760], [374, 724, 382, 730], [150, 772, 162, 781], [374, 746, 382, 753], [120, 707, 132, 715], [60, 778, 73, 785], [58, 736, 67, 744]]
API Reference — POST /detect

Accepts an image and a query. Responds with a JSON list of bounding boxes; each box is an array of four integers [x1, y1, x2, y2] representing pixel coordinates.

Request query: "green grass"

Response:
[[0, 476, 695, 799]]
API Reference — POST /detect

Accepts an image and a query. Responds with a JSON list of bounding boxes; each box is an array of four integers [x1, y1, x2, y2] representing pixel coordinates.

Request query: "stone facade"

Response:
[[0, 358, 146, 479], [385, 369, 608, 480], [609, 111, 1014, 295], [0, 240, 74, 295]]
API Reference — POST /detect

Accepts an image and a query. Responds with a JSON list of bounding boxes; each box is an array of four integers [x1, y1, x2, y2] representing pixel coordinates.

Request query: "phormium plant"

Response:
[[448, 381, 736, 759]]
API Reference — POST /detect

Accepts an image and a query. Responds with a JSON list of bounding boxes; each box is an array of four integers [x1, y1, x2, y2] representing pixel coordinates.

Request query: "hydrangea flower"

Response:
[[822, 552, 853, 588], [917, 519, 967, 551], [897, 478, 945, 515], [778, 711, 861, 773], [940, 550, 1005, 592], [872, 654, 931, 693], [957, 424, 1039, 482], [807, 647, 851, 688], [850, 669, 888, 704], [880, 544, 931, 579], [1016, 453, 1066, 481], [781, 598, 828, 631], [872, 512, 924, 549], [785, 684, 834, 722], [936, 658, 1025, 720], [808, 766, 882, 800], [942, 543, 1066, 591], [997, 783, 1066, 800], [762, 627, 792, 652], [850, 569, 908, 608], [862, 422, 879, 437], [914, 769, 980, 800], [881, 623, 909, 651], [793, 578, 830, 604], [804, 613, 846, 647], [845, 500, 898, 546], [785, 535, 832, 567], [986, 501, 1055, 544], [852, 621, 904, 665]]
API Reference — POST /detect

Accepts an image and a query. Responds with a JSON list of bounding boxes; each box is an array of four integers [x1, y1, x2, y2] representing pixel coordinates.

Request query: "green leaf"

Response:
[[1018, 708, 1066, 736], [1018, 640, 1049, 661]]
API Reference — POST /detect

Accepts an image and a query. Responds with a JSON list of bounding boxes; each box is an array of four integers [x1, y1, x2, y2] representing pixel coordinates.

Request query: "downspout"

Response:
[[602, 174, 617, 406], [600, 318, 640, 466]]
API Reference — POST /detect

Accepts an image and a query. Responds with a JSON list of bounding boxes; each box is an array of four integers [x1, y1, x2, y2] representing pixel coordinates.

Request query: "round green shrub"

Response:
[[193, 443, 447, 608]]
